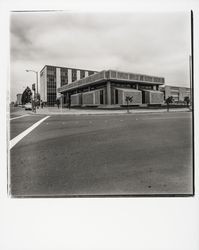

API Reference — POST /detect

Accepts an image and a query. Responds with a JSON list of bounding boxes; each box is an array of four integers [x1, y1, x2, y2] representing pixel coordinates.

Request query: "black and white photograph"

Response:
[[9, 11, 194, 197]]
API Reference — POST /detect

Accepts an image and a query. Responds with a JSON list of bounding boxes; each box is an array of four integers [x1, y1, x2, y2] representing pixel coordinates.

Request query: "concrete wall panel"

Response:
[[114, 88, 142, 105], [71, 93, 82, 106], [122, 91, 142, 105], [82, 91, 95, 105], [150, 92, 164, 104]]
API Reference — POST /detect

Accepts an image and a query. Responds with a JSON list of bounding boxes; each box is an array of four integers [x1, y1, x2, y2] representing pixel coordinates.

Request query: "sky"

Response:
[[10, 11, 191, 101]]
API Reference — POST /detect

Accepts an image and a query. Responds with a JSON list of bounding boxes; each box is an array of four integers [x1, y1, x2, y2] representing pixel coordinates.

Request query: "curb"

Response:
[[31, 109, 191, 116]]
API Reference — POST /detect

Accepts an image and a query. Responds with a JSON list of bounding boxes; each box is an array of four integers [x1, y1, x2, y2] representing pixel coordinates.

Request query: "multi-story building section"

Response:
[[40, 65, 98, 106], [58, 69, 165, 107], [160, 85, 190, 102]]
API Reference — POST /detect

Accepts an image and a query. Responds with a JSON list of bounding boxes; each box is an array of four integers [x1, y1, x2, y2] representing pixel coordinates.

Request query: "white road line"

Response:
[[9, 116, 50, 150], [10, 114, 29, 120], [142, 116, 190, 121]]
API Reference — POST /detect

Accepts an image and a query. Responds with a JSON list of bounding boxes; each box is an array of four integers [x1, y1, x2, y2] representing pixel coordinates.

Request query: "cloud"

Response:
[[10, 11, 191, 101]]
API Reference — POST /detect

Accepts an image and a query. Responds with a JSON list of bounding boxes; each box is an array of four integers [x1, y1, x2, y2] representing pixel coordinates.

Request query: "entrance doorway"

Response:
[[142, 91, 145, 104], [115, 89, 119, 104], [100, 90, 104, 104]]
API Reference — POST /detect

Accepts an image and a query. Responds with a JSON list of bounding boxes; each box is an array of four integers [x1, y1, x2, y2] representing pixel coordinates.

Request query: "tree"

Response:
[[21, 87, 32, 105], [184, 96, 190, 108], [35, 93, 41, 107], [125, 96, 133, 113], [165, 96, 174, 112]]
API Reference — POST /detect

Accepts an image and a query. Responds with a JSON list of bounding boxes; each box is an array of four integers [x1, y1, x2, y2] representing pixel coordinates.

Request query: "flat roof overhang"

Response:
[[58, 70, 164, 94], [110, 78, 164, 85], [58, 79, 107, 93]]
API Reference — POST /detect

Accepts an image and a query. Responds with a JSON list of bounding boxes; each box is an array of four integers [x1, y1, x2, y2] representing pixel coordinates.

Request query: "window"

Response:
[[72, 69, 77, 82], [88, 71, 94, 76], [61, 68, 68, 86], [47, 93, 56, 106], [118, 72, 128, 79], [140, 75, 144, 81], [144, 76, 153, 82], [80, 70, 85, 79]]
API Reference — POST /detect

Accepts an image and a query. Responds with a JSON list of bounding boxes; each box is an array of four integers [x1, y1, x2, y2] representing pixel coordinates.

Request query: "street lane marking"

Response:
[[9, 116, 50, 150], [142, 116, 190, 121], [10, 114, 29, 120]]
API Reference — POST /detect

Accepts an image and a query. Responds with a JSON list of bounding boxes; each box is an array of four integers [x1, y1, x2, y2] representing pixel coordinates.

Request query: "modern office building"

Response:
[[58, 69, 165, 107], [16, 93, 22, 105], [160, 85, 190, 102], [40, 65, 98, 106]]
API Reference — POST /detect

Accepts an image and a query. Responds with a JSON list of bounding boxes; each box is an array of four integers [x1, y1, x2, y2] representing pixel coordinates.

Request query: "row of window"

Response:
[[47, 93, 57, 105], [138, 85, 153, 90], [46, 69, 95, 87], [109, 70, 164, 83], [47, 83, 56, 87]]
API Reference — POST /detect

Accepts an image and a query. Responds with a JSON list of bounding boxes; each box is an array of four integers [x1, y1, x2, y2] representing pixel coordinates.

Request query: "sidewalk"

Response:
[[35, 107, 191, 115]]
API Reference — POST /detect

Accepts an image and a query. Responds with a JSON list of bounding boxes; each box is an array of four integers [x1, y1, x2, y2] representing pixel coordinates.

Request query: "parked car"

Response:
[[24, 102, 32, 110]]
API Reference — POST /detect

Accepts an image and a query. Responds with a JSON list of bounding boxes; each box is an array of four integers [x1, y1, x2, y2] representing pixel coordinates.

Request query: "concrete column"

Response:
[[68, 69, 72, 84], [106, 81, 111, 105], [136, 83, 139, 90], [153, 85, 156, 90], [56, 68, 61, 99], [77, 70, 80, 80]]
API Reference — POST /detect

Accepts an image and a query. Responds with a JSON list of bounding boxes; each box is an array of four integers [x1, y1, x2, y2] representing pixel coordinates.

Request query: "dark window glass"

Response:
[[138, 85, 153, 90], [47, 93, 56, 106], [72, 69, 77, 82], [100, 90, 104, 104], [140, 75, 144, 81], [61, 68, 68, 86], [88, 71, 94, 76], [115, 89, 118, 104], [80, 70, 85, 79]]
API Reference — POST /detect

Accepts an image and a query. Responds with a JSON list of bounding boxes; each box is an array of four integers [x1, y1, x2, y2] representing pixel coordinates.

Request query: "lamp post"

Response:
[[26, 69, 39, 102]]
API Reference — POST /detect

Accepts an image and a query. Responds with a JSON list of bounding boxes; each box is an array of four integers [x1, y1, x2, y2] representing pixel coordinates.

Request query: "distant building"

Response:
[[16, 93, 22, 105], [58, 69, 165, 107], [160, 85, 190, 102], [40, 65, 98, 106]]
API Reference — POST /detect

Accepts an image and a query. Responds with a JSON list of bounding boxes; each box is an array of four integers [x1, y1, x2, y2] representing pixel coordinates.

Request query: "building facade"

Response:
[[58, 70, 165, 107], [40, 65, 98, 106], [160, 85, 190, 102]]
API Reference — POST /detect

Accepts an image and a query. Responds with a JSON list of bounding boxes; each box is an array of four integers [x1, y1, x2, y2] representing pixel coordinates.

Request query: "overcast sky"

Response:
[[10, 11, 191, 101]]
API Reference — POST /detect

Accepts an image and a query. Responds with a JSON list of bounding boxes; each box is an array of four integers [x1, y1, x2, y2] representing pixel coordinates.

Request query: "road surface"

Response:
[[9, 111, 193, 196]]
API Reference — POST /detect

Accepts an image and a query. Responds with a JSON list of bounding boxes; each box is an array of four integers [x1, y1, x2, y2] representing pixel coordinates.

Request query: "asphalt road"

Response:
[[9, 112, 193, 196]]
